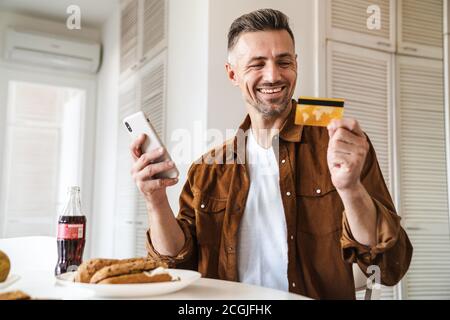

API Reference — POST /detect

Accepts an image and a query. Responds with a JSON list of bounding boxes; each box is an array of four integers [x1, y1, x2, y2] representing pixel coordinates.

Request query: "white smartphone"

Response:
[[123, 111, 179, 179]]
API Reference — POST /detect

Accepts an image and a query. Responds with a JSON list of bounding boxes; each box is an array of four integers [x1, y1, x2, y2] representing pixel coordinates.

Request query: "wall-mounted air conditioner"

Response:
[[4, 27, 101, 74]]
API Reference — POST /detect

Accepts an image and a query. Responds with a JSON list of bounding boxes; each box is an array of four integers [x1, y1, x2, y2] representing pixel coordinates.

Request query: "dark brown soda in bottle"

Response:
[[55, 186, 86, 275]]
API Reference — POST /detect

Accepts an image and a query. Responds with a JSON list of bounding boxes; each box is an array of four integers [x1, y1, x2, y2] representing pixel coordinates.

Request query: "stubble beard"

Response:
[[247, 90, 292, 119]]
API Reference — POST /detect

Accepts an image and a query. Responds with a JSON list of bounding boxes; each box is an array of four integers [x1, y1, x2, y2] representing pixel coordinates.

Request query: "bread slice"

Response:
[[98, 272, 172, 284], [0, 290, 31, 300], [75, 257, 157, 283], [75, 258, 119, 283], [89, 259, 168, 284]]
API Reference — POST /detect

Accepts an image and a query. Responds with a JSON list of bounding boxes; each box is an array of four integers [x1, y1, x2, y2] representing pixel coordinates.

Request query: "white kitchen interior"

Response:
[[0, 0, 449, 300]]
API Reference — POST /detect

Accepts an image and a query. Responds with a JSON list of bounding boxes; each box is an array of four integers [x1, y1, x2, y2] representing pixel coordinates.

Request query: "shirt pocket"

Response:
[[296, 165, 343, 236], [193, 192, 227, 245]]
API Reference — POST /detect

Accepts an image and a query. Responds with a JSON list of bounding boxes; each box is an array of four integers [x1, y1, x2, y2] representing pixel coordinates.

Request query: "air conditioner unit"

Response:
[[4, 27, 101, 74]]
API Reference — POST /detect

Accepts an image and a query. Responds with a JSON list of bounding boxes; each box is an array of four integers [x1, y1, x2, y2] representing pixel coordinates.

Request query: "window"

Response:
[[0, 81, 85, 237]]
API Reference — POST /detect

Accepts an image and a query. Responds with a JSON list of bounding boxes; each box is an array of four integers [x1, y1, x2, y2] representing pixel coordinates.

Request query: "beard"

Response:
[[246, 84, 292, 118]]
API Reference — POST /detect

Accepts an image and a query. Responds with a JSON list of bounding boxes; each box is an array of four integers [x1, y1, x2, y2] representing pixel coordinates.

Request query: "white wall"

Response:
[[165, 0, 209, 212], [207, 0, 319, 135], [90, 4, 120, 258]]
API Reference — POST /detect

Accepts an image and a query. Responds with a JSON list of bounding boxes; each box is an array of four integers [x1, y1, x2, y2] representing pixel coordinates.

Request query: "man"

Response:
[[129, 9, 412, 299]]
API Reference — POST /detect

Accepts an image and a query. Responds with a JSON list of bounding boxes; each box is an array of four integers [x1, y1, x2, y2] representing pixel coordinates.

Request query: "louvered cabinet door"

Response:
[[398, 0, 443, 59], [133, 51, 166, 256], [327, 0, 396, 52], [141, 0, 167, 63], [120, 0, 139, 75], [114, 76, 140, 257], [327, 41, 392, 188], [327, 41, 397, 299], [397, 56, 450, 299], [139, 51, 166, 140]]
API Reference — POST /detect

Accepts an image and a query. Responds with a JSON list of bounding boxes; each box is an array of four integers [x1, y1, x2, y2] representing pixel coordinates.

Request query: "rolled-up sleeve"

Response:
[[340, 136, 413, 286], [146, 164, 198, 270]]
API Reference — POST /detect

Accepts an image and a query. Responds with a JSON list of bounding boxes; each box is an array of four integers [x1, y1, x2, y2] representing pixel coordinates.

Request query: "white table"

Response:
[[0, 237, 310, 300], [2, 270, 310, 300]]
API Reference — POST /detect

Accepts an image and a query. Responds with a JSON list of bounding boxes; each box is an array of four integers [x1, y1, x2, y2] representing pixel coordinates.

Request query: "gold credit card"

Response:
[[295, 96, 344, 127]]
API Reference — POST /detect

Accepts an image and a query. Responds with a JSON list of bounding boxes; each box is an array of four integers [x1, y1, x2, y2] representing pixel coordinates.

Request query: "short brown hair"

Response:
[[227, 9, 295, 51]]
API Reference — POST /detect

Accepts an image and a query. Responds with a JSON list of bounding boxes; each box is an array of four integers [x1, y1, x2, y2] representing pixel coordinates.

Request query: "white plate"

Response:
[[55, 269, 201, 298], [0, 274, 20, 289]]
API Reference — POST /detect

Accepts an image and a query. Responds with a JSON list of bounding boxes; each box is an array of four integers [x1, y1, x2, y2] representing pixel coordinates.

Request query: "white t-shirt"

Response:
[[237, 128, 289, 291]]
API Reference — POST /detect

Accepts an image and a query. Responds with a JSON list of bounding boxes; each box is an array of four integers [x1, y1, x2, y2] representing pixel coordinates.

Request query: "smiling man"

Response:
[[129, 9, 413, 299]]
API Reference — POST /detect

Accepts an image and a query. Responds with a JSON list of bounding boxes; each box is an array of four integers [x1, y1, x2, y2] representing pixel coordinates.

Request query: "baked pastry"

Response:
[[0, 250, 10, 282], [73, 257, 174, 285], [74, 257, 149, 283], [0, 290, 31, 300], [74, 258, 119, 283], [97, 271, 172, 284], [89, 259, 168, 284]]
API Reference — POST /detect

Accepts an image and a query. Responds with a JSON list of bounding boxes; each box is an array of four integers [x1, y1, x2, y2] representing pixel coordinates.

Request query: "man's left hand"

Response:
[[327, 118, 369, 191]]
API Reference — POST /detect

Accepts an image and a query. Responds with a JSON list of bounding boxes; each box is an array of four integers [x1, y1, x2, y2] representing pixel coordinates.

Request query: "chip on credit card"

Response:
[[295, 96, 345, 127]]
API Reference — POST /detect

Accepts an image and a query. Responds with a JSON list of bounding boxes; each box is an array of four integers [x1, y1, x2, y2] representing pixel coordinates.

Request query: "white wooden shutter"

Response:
[[4, 126, 60, 236], [3, 82, 62, 237], [327, 41, 392, 188], [397, 56, 450, 299], [120, 0, 139, 74], [141, 0, 167, 61], [327, 0, 395, 52], [131, 52, 167, 257], [140, 57, 165, 139], [398, 0, 443, 59], [114, 76, 140, 257], [327, 41, 396, 299]]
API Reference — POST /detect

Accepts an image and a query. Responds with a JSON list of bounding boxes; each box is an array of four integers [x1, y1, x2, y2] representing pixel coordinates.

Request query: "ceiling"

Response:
[[0, 0, 118, 28]]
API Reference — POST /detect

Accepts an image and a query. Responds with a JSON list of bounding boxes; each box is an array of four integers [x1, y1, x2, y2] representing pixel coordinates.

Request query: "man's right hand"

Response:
[[130, 134, 179, 206], [129, 134, 185, 257]]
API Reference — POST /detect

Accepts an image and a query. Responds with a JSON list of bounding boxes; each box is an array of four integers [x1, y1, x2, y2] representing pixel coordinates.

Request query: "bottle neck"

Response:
[[62, 189, 83, 216]]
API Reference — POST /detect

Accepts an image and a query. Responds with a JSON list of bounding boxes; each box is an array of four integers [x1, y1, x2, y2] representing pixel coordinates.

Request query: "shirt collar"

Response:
[[225, 99, 304, 162]]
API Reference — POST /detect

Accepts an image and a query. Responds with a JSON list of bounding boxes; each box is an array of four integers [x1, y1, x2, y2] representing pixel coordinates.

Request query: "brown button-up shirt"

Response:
[[146, 100, 413, 299]]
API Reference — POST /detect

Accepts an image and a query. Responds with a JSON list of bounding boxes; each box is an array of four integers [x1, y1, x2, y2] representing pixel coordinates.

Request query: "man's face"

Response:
[[226, 29, 297, 118]]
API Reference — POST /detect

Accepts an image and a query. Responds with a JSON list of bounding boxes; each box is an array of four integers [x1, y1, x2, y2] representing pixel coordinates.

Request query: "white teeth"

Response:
[[259, 87, 283, 94]]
